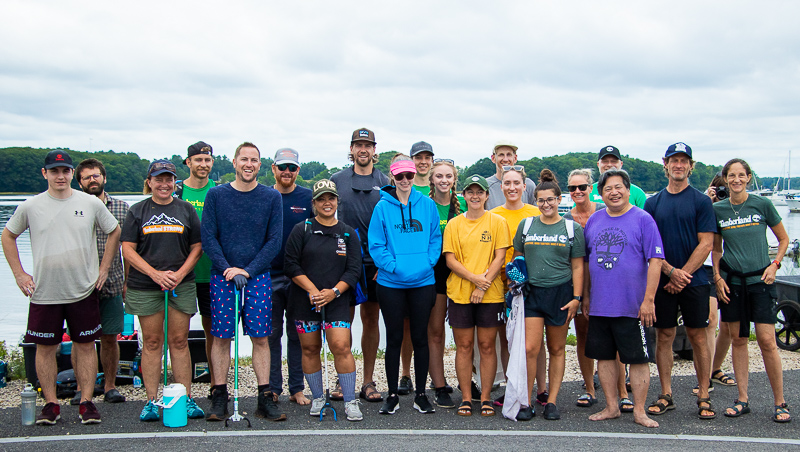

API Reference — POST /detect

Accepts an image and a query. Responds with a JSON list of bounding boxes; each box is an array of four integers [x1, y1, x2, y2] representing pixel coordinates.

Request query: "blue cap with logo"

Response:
[[665, 142, 692, 159]]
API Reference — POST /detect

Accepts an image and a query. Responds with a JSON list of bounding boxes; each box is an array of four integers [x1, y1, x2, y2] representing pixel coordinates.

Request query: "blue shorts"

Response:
[[210, 273, 273, 339]]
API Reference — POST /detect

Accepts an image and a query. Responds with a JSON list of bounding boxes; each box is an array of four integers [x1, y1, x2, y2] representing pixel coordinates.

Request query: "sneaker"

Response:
[[309, 396, 325, 417], [516, 405, 534, 421], [429, 382, 454, 393], [345, 399, 364, 421], [413, 394, 435, 414], [79, 401, 101, 424], [103, 389, 126, 403], [434, 388, 455, 408], [139, 400, 159, 422], [70, 390, 82, 406], [36, 402, 61, 425], [457, 381, 481, 402], [398, 376, 414, 396], [205, 387, 229, 421], [187, 397, 205, 419], [493, 394, 505, 407], [255, 390, 287, 421], [379, 394, 400, 414]]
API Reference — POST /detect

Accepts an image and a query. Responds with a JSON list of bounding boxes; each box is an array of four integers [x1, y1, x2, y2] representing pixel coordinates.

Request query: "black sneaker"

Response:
[[36, 402, 61, 425], [79, 401, 102, 424], [434, 388, 455, 408], [398, 376, 413, 396], [429, 382, 454, 393], [413, 394, 435, 413], [516, 405, 534, 421], [255, 390, 287, 421], [205, 387, 229, 421], [379, 394, 400, 414]]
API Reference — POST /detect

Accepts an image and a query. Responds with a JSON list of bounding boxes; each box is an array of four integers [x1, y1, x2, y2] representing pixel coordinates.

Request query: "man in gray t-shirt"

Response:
[[486, 140, 536, 210]]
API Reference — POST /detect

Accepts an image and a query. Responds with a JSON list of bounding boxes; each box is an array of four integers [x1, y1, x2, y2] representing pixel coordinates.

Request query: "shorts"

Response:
[[125, 281, 197, 317], [294, 320, 351, 334], [98, 294, 124, 336], [360, 264, 379, 305], [210, 273, 273, 339], [433, 256, 450, 295], [26, 290, 101, 345], [653, 285, 710, 329], [447, 299, 505, 329], [704, 266, 716, 298], [524, 281, 574, 326], [196, 282, 212, 318], [720, 282, 777, 325], [585, 315, 655, 365]]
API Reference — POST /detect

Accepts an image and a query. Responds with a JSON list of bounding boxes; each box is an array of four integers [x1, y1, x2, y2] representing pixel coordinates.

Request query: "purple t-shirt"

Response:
[[584, 206, 664, 318]]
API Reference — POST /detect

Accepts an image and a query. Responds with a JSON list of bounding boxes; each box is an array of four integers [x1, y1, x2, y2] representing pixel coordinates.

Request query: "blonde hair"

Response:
[[428, 161, 461, 215], [568, 168, 594, 185]]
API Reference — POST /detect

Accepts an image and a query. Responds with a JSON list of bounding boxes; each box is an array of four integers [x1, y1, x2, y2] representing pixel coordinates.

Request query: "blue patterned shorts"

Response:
[[294, 320, 351, 334], [210, 273, 272, 338]]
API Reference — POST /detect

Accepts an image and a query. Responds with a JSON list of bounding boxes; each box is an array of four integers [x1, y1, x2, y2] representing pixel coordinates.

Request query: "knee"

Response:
[[329, 340, 351, 357], [100, 335, 117, 347], [142, 336, 163, 352], [477, 340, 495, 357], [454, 339, 473, 353], [657, 329, 676, 343], [731, 336, 749, 348], [756, 335, 778, 353], [547, 342, 565, 357], [429, 327, 444, 344], [301, 342, 320, 356]]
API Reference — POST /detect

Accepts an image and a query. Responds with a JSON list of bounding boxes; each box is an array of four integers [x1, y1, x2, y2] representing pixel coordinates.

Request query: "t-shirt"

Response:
[[486, 175, 537, 210], [179, 179, 215, 283], [434, 197, 468, 234], [489, 204, 541, 265], [5, 190, 119, 305], [584, 207, 665, 318], [713, 194, 781, 285], [330, 167, 390, 264], [590, 182, 647, 208], [269, 185, 313, 276], [442, 212, 511, 304], [513, 216, 586, 288], [121, 197, 202, 291], [413, 184, 431, 197], [644, 186, 716, 288]]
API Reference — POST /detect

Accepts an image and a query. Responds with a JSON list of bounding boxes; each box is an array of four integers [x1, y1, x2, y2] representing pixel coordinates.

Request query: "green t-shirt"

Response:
[[434, 197, 468, 234], [713, 194, 781, 285], [590, 182, 647, 208], [512, 216, 586, 288], [180, 179, 216, 283], [413, 184, 431, 197]]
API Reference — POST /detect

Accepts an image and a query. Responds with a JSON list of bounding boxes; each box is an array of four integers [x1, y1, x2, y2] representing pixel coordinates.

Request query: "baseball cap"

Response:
[[147, 159, 178, 178], [351, 128, 376, 144], [390, 160, 417, 176], [274, 148, 300, 166], [665, 142, 693, 159], [312, 179, 338, 200], [598, 146, 622, 160], [493, 140, 518, 153], [463, 174, 489, 192], [44, 150, 74, 169], [185, 141, 213, 164], [410, 141, 434, 157]]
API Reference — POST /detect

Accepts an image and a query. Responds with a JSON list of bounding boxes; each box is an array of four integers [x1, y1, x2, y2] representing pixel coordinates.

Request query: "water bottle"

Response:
[[0, 360, 7, 389], [122, 313, 135, 336], [21, 384, 37, 426], [133, 376, 142, 388]]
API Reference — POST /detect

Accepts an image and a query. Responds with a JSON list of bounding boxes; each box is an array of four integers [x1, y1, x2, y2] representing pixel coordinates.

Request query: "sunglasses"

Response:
[[148, 162, 177, 175], [276, 163, 298, 172], [394, 172, 415, 181], [567, 184, 590, 192], [502, 165, 524, 172], [434, 158, 455, 164]]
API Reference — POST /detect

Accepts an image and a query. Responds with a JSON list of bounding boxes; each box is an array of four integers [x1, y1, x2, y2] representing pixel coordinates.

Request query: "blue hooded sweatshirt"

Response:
[[368, 186, 442, 289]]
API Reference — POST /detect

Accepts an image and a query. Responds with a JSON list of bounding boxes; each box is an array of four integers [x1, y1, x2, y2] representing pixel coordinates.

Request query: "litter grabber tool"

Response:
[[226, 286, 251, 428]]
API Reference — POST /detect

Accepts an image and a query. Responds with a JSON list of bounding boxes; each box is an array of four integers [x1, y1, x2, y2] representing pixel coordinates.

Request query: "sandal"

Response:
[[773, 403, 791, 423], [457, 401, 472, 416], [480, 401, 495, 417], [576, 393, 597, 408], [648, 394, 675, 415], [359, 382, 383, 403], [536, 391, 549, 406], [697, 397, 716, 420], [723, 399, 750, 417], [543, 402, 560, 420], [619, 397, 634, 413], [330, 379, 343, 401], [691, 379, 714, 396], [711, 369, 736, 386]]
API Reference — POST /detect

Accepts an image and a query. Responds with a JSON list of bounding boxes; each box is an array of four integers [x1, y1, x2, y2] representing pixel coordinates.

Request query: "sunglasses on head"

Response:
[[434, 158, 455, 164], [502, 165, 524, 172], [567, 184, 590, 192], [394, 172, 415, 181], [277, 163, 298, 172]]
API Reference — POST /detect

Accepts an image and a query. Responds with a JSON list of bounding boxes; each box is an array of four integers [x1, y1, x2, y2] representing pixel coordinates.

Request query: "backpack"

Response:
[[301, 220, 367, 305]]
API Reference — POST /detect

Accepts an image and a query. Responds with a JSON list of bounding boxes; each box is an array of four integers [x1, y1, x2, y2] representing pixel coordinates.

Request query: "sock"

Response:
[[258, 384, 271, 394], [305, 371, 323, 400], [339, 371, 357, 403], [213, 384, 227, 394]]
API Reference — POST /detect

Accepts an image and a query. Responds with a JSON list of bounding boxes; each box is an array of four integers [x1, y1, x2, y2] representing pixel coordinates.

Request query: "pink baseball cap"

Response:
[[390, 160, 417, 176]]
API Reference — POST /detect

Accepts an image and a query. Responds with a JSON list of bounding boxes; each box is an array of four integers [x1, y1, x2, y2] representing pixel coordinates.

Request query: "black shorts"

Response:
[[433, 256, 449, 295], [26, 290, 102, 345], [355, 264, 379, 306], [703, 266, 716, 298], [447, 299, 505, 329], [196, 282, 211, 318], [585, 315, 655, 365], [524, 281, 573, 326], [653, 285, 710, 329], [720, 282, 777, 325]]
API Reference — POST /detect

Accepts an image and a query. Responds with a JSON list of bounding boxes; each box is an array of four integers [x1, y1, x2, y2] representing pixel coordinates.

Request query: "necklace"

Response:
[[731, 195, 747, 217]]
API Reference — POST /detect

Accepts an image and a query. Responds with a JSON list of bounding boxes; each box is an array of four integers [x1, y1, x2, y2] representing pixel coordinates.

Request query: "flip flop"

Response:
[[576, 393, 597, 408], [619, 397, 634, 413]]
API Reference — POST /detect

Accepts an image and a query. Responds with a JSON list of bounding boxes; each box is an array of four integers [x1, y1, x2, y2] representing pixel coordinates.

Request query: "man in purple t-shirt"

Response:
[[584, 168, 664, 429]]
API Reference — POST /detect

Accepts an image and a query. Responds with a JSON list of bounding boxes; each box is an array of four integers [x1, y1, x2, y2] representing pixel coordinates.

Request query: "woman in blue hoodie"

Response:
[[369, 156, 442, 416]]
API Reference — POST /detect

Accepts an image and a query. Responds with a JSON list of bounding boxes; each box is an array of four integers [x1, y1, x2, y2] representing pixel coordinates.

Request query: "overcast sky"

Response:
[[1, 1, 798, 176]]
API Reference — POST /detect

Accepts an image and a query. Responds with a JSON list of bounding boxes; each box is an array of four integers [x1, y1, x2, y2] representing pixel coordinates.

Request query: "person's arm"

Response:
[[165, 242, 202, 289], [711, 233, 729, 303], [2, 227, 34, 296], [200, 189, 232, 272], [242, 191, 283, 278], [562, 256, 583, 322], [445, 252, 485, 289], [763, 222, 789, 284], [121, 241, 177, 291], [367, 206, 396, 273], [638, 257, 662, 327], [96, 225, 121, 290], [663, 231, 713, 293], [582, 261, 591, 320], [427, 202, 443, 268]]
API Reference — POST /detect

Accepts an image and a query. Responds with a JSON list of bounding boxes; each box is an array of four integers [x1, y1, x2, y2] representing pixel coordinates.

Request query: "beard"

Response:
[[82, 181, 105, 196], [276, 174, 296, 189]]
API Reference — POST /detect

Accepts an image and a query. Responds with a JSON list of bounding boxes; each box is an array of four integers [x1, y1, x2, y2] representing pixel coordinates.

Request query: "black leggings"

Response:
[[376, 283, 436, 396]]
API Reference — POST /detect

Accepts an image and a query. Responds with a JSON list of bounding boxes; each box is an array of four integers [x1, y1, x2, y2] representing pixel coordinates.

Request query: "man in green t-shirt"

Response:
[[177, 141, 216, 393], [589, 146, 648, 208], [411, 141, 434, 196]]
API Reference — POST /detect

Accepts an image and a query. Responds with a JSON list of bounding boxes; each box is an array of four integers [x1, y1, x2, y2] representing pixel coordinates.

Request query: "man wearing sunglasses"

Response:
[[486, 140, 536, 210], [589, 146, 647, 208], [267, 148, 313, 407]]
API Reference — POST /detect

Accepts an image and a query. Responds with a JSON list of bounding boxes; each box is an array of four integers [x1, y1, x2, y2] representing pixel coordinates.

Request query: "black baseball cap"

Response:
[[351, 128, 376, 144], [44, 150, 74, 169], [185, 141, 213, 164], [665, 142, 693, 159], [598, 146, 621, 160], [410, 141, 434, 157], [147, 159, 178, 178]]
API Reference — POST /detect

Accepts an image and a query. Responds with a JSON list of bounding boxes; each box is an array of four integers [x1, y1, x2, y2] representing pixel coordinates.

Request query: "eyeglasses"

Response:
[[394, 172, 415, 181], [502, 165, 524, 172], [276, 163, 298, 172], [80, 174, 103, 182], [434, 158, 455, 164], [536, 197, 560, 205], [567, 184, 589, 192]]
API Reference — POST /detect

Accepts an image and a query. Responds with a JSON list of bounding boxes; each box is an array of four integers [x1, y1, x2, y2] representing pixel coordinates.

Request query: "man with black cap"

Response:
[[2, 150, 121, 425], [330, 128, 390, 403], [589, 146, 647, 208]]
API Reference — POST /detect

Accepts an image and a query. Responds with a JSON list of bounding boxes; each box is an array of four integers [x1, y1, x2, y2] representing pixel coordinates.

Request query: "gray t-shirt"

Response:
[[486, 174, 537, 210], [5, 190, 119, 304], [513, 216, 585, 288], [563, 203, 606, 221], [330, 167, 390, 264]]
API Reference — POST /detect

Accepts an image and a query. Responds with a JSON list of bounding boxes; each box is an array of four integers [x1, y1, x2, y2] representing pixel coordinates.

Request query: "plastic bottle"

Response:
[[122, 313, 135, 336], [0, 360, 7, 389], [21, 384, 37, 426]]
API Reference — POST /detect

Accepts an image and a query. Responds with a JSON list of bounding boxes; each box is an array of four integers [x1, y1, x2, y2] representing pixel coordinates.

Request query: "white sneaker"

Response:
[[345, 399, 363, 421], [309, 397, 325, 417]]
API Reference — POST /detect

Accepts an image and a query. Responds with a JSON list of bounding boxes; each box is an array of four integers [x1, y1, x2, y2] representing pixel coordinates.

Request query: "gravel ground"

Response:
[[1, 342, 795, 408]]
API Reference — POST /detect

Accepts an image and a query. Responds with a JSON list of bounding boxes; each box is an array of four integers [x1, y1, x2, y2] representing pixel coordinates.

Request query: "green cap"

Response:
[[463, 174, 489, 192], [312, 179, 338, 200]]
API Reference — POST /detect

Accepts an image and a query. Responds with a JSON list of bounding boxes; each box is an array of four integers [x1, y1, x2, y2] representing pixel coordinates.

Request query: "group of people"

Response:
[[1, 130, 789, 428]]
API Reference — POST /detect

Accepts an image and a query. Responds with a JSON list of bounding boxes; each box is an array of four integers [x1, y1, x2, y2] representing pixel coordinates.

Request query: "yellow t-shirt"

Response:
[[442, 211, 511, 304], [489, 204, 541, 265]]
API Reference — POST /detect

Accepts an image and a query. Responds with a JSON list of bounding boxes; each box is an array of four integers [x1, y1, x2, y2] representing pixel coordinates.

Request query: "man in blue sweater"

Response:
[[201, 142, 286, 422]]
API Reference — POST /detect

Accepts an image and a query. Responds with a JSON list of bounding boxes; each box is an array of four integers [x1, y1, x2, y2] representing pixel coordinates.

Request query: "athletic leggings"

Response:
[[376, 284, 436, 396]]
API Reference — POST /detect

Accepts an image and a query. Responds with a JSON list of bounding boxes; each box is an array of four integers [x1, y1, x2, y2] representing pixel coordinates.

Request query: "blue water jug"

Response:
[[156, 383, 187, 427]]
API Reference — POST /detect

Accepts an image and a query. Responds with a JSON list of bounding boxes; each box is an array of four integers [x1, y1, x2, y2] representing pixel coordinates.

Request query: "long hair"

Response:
[[429, 161, 461, 215]]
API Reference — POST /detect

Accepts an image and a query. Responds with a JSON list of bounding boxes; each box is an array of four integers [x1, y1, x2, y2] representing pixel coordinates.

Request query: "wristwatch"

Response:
[[573, 295, 583, 302], [333, 287, 341, 298], [772, 259, 782, 269]]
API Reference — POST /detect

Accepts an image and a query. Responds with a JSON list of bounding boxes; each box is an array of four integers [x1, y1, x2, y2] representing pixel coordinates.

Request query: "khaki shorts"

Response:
[[125, 281, 197, 317]]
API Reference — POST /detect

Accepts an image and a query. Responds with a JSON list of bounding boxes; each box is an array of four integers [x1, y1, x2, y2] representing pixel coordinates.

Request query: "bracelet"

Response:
[[714, 276, 722, 283], [668, 267, 675, 278]]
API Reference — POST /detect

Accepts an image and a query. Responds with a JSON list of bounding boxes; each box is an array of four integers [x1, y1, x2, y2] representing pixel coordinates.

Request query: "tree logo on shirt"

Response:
[[752, 214, 761, 223], [593, 227, 627, 270], [142, 213, 185, 234]]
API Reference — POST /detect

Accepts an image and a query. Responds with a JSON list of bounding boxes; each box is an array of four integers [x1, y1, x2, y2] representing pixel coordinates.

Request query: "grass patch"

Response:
[[565, 334, 577, 346], [0, 340, 26, 381]]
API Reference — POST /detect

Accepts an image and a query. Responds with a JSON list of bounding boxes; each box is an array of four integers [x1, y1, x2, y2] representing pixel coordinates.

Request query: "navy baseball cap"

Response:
[[410, 141, 434, 157], [665, 142, 692, 159], [597, 146, 621, 160], [44, 150, 74, 169], [147, 159, 178, 178]]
